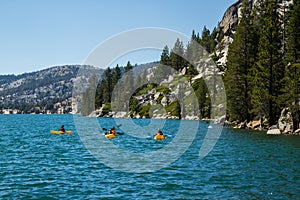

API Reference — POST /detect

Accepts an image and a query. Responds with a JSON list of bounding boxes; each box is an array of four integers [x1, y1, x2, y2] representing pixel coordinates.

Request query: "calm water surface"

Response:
[[0, 115, 299, 199]]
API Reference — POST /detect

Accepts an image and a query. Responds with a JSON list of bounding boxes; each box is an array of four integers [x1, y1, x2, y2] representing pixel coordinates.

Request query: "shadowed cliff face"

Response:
[[214, 0, 244, 67], [217, 0, 242, 42]]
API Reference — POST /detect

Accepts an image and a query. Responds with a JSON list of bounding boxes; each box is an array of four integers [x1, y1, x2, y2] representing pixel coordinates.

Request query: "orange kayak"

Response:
[[105, 133, 116, 139], [154, 134, 165, 140]]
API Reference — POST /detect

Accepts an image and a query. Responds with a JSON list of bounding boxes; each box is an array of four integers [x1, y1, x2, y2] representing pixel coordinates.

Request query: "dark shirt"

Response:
[[157, 130, 163, 135]]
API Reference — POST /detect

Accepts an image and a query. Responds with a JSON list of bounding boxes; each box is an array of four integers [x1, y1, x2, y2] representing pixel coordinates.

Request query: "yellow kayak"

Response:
[[50, 130, 73, 134], [105, 133, 116, 139], [154, 134, 165, 140]]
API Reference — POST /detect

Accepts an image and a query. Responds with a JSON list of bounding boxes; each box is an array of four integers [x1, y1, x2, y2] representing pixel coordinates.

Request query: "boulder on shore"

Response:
[[247, 120, 261, 130], [212, 115, 226, 124], [233, 120, 247, 129], [267, 129, 281, 135], [278, 108, 293, 134]]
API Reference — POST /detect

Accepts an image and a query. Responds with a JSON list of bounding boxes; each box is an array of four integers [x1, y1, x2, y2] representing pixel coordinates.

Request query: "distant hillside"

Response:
[[0, 65, 102, 114]]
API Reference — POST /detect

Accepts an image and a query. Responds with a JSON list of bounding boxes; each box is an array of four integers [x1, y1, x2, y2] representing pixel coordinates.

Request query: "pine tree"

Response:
[[200, 26, 211, 53], [95, 68, 112, 107], [124, 61, 133, 73], [284, 0, 300, 64], [186, 63, 199, 84], [170, 38, 185, 71], [157, 45, 172, 82], [160, 45, 170, 66], [192, 78, 211, 119], [95, 64, 122, 109], [251, 0, 285, 126], [125, 61, 134, 86], [282, 0, 300, 130], [112, 64, 122, 86], [104, 67, 112, 102], [191, 30, 197, 41], [225, 0, 259, 122], [209, 27, 218, 53], [185, 31, 204, 66], [95, 82, 104, 108]]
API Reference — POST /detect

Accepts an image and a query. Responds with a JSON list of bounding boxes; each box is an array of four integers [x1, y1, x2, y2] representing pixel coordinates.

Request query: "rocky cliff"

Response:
[[90, 58, 226, 122], [215, 0, 293, 66]]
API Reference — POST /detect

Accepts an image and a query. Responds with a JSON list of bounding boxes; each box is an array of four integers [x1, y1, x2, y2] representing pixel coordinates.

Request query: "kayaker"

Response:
[[59, 125, 65, 132], [109, 126, 116, 135], [156, 128, 163, 135], [154, 128, 165, 140]]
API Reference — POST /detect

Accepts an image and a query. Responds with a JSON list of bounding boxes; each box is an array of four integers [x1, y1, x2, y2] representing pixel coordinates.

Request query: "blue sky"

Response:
[[0, 0, 235, 75]]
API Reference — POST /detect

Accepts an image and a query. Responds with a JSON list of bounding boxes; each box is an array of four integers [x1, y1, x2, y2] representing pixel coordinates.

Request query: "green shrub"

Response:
[[139, 104, 151, 118], [135, 84, 157, 96], [102, 102, 112, 115], [157, 85, 171, 94], [165, 101, 181, 118]]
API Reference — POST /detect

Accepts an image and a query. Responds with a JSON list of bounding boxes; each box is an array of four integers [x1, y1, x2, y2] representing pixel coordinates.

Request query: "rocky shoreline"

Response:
[[89, 108, 300, 135], [229, 108, 300, 135], [88, 105, 300, 135]]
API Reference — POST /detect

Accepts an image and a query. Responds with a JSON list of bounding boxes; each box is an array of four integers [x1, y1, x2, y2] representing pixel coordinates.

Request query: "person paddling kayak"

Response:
[[50, 125, 73, 134], [154, 128, 165, 140], [109, 126, 116, 135], [156, 128, 163, 136], [59, 125, 65, 132]]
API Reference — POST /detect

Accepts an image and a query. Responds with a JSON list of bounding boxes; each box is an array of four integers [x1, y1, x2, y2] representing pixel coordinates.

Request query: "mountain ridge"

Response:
[[0, 65, 101, 114]]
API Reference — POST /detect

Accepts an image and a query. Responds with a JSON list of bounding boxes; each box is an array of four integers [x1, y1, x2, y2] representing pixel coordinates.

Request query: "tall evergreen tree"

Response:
[[281, 0, 300, 130], [170, 38, 185, 71], [284, 0, 300, 64], [95, 68, 112, 107], [209, 27, 218, 52], [225, 0, 259, 122], [192, 78, 211, 119], [112, 64, 122, 86], [185, 31, 204, 66], [124, 61, 133, 73], [160, 45, 170, 66], [103, 67, 112, 102], [95, 65, 122, 108], [200, 26, 212, 53], [251, 0, 285, 126]]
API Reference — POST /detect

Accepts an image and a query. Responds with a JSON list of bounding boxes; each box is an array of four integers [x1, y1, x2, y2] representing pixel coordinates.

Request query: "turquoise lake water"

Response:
[[0, 114, 300, 199]]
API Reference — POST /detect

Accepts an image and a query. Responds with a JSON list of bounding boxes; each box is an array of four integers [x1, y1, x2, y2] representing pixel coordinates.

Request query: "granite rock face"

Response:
[[215, 0, 292, 66], [278, 108, 294, 134]]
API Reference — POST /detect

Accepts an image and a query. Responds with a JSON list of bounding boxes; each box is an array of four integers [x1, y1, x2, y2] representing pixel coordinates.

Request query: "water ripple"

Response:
[[1, 115, 300, 199]]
